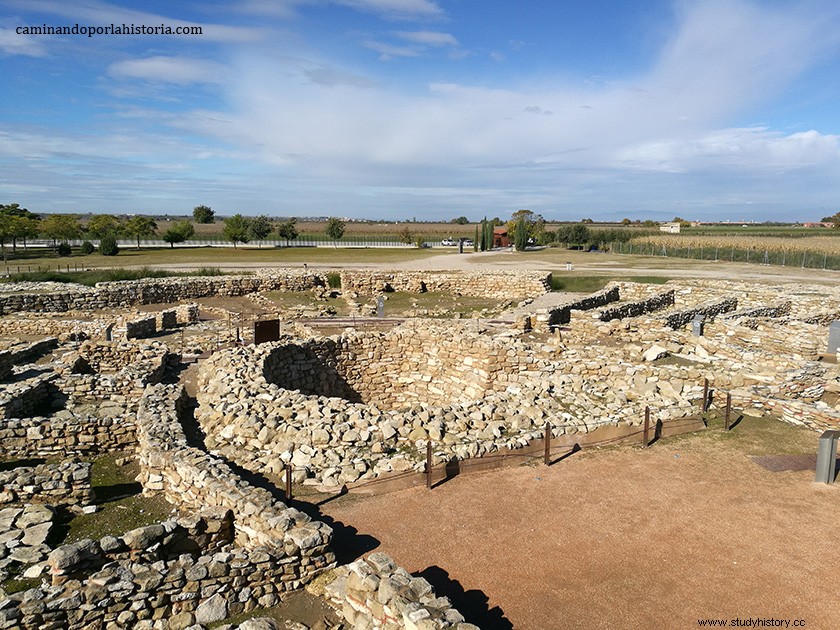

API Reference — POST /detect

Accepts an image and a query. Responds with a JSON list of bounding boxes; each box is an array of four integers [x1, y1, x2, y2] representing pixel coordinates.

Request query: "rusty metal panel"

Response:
[[254, 319, 280, 345]]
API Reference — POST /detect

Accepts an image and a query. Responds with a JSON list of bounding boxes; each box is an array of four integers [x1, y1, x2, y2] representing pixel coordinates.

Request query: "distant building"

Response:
[[803, 222, 834, 228], [493, 227, 510, 248], [659, 222, 681, 234]]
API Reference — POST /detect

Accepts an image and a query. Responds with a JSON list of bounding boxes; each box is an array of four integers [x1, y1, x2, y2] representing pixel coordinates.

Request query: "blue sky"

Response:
[[1, 0, 840, 221]]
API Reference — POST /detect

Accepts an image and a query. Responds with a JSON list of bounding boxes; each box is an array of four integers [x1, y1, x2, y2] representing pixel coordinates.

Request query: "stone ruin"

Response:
[[1, 268, 840, 628]]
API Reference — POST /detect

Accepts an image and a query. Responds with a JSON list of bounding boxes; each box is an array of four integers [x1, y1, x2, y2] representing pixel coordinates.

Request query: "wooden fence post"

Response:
[[544, 421, 551, 465], [724, 393, 732, 431], [702, 378, 709, 412], [285, 464, 292, 501], [426, 442, 433, 490], [643, 406, 650, 446]]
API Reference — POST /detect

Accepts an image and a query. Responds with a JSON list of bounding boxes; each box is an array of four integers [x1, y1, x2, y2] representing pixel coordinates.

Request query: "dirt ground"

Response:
[[318, 417, 840, 629]]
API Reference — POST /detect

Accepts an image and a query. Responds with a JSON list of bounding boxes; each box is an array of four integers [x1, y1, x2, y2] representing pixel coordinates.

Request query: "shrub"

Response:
[[80, 241, 95, 255], [57, 242, 72, 257], [98, 235, 119, 256], [327, 272, 341, 288]]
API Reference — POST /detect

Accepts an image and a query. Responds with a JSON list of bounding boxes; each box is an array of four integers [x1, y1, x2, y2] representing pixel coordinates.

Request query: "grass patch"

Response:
[[51, 452, 174, 545], [1, 245, 444, 271], [375, 291, 503, 317], [209, 590, 340, 629], [2, 266, 230, 287], [549, 274, 672, 292], [264, 291, 349, 316], [326, 271, 342, 288], [2, 576, 41, 594]]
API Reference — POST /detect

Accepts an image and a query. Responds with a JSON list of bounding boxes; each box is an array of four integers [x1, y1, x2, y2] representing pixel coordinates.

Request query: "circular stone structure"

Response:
[[195, 323, 696, 487]]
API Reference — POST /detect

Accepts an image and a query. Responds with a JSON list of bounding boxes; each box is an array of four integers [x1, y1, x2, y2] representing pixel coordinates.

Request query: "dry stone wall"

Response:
[[323, 553, 476, 630], [136, 384, 335, 570], [0, 461, 93, 507], [339, 270, 551, 300], [664, 297, 738, 329], [196, 324, 701, 487], [598, 290, 675, 322], [0, 372, 57, 420]]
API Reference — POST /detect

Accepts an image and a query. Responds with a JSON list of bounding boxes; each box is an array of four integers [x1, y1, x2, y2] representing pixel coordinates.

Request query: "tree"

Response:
[[193, 205, 215, 224], [450, 216, 469, 225], [325, 217, 346, 246], [40, 214, 82, 249], [248, 215, 273, 241], [621, 218, 632, 225], [0, 203, 39, 253], [86, 214, 122, 239], [122, 215, 158, 250], [581, 218, 594, 224], [513, 216, 528, 251], [98, 234, 119, 256], [397, 225, 414, 245], [162, 220, 194, 248], [555, 224, 590, 247], [506, 209, 545, 242], [223, 214, 251, 248], [277, 219, 299, 246], [821, 212, 840, 227]]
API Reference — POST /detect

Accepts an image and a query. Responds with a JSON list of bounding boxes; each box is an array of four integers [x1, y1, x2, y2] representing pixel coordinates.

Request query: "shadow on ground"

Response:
[[415, 565, 513, 630]]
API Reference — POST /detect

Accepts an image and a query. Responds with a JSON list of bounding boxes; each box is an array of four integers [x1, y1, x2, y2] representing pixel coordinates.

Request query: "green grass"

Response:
[[1, 266, 230, 287], [55, 452, 174, 545], [549, 274, 671, 292], [1, 245, 444, 271]]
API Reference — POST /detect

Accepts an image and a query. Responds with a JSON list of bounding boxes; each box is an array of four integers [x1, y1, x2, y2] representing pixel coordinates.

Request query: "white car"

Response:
[[440, 238, 456, 246]]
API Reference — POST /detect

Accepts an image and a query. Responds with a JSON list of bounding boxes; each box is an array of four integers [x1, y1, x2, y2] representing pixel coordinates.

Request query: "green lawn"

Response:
[[1, 244, 445, 272]]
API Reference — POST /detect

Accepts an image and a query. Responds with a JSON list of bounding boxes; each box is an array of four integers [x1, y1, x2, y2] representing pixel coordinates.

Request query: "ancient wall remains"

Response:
[[136, 384, 335, 569], [664, 297, 738, 329], [323, 553, 476, 630], [339, 270, 551, 299], [598, 290, 676, 322], [0, 460, 93, 506], [0, 372, 57, 420], [0, 412, 137, 459]]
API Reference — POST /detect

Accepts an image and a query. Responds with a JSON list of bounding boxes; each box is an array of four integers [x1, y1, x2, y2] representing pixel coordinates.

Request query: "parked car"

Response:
[[440, 238, 456, 246], [462, 239, 474, 247]]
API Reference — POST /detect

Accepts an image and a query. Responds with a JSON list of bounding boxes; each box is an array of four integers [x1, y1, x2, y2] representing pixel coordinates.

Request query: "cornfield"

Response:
[[612, 235, 840, 270]]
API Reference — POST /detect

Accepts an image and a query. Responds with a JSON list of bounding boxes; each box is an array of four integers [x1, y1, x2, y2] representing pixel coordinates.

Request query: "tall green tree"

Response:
[[277, 219, 299, 246], [0, 203, 39, 253], [506, 209, 545, 242], [40, 214, 82, 250], [123, 215, 158, 249], [223, 214, 251, 248], [193, 205, 215, 224], [86, 214, 122, 239], [162, 220, 194, 248], [248, 215, 274, 241], [514, 216, 528, 251], [325, 217, 346, 247]]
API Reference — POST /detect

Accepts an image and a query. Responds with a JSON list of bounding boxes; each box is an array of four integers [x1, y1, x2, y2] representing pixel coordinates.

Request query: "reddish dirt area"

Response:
[[319, 421, 840, 629]]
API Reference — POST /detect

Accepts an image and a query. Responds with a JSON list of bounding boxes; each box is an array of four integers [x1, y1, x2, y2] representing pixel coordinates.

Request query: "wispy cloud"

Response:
[[334, 0, 443, 20], [108, 56, 228, 85], [363, 40, 420, 60], [395, 30, 457, 46], [0, 20, 48, 57]]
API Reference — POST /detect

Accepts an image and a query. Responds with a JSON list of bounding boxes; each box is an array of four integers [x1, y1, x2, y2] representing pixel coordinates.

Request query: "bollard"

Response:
[[544, 421, 551, 465], [426, 442, 433, 490], [285, 464, 292, 501], [643, 406, 650, 446], [815, 431, 840, 484], [702, 378, 709, 412], [724, 393, 732, 431]]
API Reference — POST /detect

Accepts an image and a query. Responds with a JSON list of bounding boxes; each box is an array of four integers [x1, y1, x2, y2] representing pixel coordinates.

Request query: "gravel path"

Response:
[[320, 428, 840, 629]]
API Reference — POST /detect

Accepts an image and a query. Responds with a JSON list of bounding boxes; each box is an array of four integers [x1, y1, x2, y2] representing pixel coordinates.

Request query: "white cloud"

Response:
[[0, 21, 48, 57], [395, 30, 457, 46], [363, 40, 420, 60], [108, 56, 227, 85], [334, 0, 443, 20]]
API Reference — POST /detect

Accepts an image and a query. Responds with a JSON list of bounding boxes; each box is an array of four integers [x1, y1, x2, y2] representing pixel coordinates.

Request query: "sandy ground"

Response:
[[150, 248, 840, 285], [319, 424, 840, 630]]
